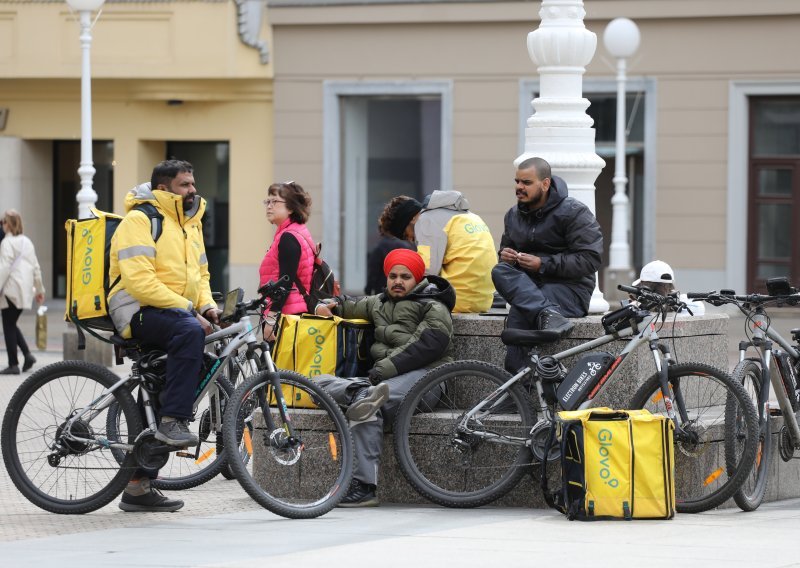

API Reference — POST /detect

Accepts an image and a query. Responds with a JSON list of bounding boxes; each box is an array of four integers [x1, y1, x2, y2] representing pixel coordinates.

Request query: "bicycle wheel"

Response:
[[223, 369, 354, 519], [728, 359, 770, 511], [220, 349, 267, 480], [151, 376, 235, 490], [629, 362, 758, 513], [393, 360, 536, 508], [1, 361, 142, 514]]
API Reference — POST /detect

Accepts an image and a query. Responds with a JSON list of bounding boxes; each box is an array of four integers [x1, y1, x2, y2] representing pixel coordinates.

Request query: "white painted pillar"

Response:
[[517, 0, 609, 313]]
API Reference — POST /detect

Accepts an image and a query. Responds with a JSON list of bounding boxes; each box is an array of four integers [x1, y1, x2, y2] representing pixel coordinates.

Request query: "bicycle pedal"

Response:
[[175, 451, 194, 458]]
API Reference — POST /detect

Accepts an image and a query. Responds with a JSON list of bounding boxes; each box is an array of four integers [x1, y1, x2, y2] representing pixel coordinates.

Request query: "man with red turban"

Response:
[[315, 248, 456, 507]]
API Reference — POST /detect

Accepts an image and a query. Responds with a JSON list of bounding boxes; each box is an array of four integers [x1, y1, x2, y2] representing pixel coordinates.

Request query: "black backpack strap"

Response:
[[132, 203, 164, 243]]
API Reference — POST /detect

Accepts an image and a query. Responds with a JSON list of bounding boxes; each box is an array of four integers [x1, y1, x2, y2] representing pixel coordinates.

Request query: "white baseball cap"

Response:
[[633, 260, 674, 285]]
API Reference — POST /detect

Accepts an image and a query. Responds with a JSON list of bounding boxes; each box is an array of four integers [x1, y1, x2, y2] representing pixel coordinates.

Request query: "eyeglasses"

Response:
[[263, 198, 286, 207]]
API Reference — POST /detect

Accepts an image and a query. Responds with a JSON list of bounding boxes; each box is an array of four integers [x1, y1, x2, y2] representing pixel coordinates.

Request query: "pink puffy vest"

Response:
[[259, 219, 315, 315]]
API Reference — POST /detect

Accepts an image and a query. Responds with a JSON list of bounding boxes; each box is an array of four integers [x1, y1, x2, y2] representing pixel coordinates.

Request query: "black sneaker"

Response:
[[119, 482, 184, 513], [155, 418, 199, 447], [537, 308, 575, 338], [0, 366, 20, 375], [22, 354, 36, 372], [337, 479, 379, 508], [346, 383, 390, 422]]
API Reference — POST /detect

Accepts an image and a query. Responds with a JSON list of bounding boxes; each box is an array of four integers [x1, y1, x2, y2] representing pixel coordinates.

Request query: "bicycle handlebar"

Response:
[[616, 284, 683, 311], [685, 290, 800, 308]]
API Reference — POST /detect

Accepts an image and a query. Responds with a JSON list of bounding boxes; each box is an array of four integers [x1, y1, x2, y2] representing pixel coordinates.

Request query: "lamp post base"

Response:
[[603, 267, 638, 305]]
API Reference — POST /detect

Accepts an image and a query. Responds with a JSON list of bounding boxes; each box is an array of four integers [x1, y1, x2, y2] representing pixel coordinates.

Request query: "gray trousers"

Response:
[[317, 368, 441, 486]]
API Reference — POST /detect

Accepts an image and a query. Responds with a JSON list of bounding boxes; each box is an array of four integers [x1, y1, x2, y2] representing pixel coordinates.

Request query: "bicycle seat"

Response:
[[500, 328, 562, 347]]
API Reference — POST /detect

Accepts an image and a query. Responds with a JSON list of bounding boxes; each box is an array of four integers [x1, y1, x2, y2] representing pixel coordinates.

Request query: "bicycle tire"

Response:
[[393, 360, 536, 508], [728, 359, 770, 511], [220, 349, 269, 480], [1, 361, 142, 514], [150, 376, 235, 490], [628, 362, 759, 513], [223, 369, 354, 519]]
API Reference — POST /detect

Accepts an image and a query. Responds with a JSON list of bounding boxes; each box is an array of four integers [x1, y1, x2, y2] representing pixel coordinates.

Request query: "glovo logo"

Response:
[[597, 428, 619, 488], [80, 228, 94, 285], [307, 326, 326, 376], [464, 222, 490, 234]]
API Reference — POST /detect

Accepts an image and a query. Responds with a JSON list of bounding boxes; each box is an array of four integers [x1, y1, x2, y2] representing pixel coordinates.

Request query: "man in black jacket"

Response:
[[492, 157, 603, 372]]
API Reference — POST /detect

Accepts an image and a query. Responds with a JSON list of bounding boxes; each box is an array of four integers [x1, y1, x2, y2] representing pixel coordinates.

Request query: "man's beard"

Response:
[[183, 194, 195, 211]]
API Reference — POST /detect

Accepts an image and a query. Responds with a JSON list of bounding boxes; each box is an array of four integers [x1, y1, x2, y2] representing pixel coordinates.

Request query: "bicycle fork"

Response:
[[649, 340, 695, 440]]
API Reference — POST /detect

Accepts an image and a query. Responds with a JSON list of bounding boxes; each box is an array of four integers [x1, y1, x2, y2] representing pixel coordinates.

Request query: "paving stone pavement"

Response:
[[2, 301, 800, 567]]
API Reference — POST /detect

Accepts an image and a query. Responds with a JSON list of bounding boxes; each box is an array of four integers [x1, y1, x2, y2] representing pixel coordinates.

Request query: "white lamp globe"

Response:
[[603, 18, 640, 59], [66, 0, 106, 11]]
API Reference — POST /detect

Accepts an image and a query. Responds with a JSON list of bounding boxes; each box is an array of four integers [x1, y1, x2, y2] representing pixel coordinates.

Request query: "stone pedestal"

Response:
[[62, 326, 112, 366]]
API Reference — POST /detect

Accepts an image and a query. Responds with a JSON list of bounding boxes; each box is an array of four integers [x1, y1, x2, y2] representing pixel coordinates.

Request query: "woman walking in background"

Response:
[[0, 210, 45, 374]]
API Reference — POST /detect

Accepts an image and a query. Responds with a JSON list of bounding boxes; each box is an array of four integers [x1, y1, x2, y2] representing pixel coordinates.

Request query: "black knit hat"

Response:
[[388, 198, 423, 239]]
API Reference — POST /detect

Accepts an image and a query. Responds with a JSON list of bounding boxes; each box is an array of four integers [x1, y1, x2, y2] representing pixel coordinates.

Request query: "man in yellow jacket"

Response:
[[108, 159, 221, 512]]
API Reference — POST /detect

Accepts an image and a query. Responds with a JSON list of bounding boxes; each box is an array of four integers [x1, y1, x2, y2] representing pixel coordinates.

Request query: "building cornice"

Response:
[[0, 78, 274, 102], [267, 0, 800, 26]]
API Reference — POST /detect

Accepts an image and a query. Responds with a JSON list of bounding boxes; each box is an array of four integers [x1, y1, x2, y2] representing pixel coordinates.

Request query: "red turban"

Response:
[[383, 249, 426, 283]]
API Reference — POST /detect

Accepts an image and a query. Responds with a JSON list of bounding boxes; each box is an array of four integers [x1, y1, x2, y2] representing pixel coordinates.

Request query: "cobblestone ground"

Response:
[[0, 303, 264, 542]]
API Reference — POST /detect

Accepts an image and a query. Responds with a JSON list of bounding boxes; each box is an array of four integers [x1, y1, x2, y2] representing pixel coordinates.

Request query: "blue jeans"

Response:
[[491, 262, 589, 372], [130, 307, 205, 420], [129, 307, 204, 480]]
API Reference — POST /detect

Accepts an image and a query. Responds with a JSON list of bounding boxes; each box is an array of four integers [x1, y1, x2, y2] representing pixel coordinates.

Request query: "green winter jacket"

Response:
[[334, 275, 456, 381]]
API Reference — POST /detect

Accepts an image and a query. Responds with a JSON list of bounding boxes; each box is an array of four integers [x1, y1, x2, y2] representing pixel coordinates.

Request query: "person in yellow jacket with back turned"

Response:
[[108, 159, 222, 513], [414, 190, 497, 313]]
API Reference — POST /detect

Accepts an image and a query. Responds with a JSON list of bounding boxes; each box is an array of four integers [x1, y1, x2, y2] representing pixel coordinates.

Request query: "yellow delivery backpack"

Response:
[[272, 314, 374, 408], [543, 408, 675, 520], [65, 205, 163, 343]]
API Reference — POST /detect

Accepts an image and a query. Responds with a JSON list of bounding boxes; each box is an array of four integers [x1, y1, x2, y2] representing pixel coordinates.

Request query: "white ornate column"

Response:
[[517, 0, 609, 313]]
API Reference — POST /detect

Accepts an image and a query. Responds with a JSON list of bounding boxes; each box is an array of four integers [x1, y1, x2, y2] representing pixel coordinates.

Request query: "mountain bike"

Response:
[[392, 284, 759, 513], [1, 278, 354, 518], [688, 277, 800, 511]]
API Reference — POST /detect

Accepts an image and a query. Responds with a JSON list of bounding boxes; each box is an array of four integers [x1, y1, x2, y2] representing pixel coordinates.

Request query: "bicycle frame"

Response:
[[467, 307, 691, 439], [737, 306, 800, 445], [60, 313, 274, 454]]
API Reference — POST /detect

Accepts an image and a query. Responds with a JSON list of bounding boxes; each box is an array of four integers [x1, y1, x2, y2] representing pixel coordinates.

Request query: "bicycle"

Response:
[[1, 278, 354, 519], [392, 284, 759, 513], [688, 277, 800, 511]]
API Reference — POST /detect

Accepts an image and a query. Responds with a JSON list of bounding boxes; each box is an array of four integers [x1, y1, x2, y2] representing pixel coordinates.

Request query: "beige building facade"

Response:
[[1, 0, 274, 297], [3, 0, 799, 300], [269, 0, 800, 295]]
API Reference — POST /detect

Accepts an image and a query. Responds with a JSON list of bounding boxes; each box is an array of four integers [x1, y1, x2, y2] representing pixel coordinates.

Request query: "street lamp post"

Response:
[[66, 0, 106, 219], [603, 18, 640, 278]]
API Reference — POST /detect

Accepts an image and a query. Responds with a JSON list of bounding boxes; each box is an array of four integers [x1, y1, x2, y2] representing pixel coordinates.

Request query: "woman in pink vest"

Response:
[[259, 181, 316, 335]]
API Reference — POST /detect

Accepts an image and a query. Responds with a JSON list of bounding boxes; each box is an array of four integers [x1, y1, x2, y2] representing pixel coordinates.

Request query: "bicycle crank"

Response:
[[132, 432, 173, 470], [779, 425, 796, 462]]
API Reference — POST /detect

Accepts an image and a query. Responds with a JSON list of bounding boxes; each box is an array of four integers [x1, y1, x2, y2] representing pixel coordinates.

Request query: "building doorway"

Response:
[[166, 142, 230, 294], [323, 81, 453, 294], [747, 97, 800, 292], [53, 140, 114, 297], [340, 97, 441, 293]]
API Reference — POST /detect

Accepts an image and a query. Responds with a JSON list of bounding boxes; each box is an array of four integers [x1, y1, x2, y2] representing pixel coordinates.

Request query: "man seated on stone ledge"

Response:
[[315, 248, 456, 507], [492, 156, 603, 373]]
